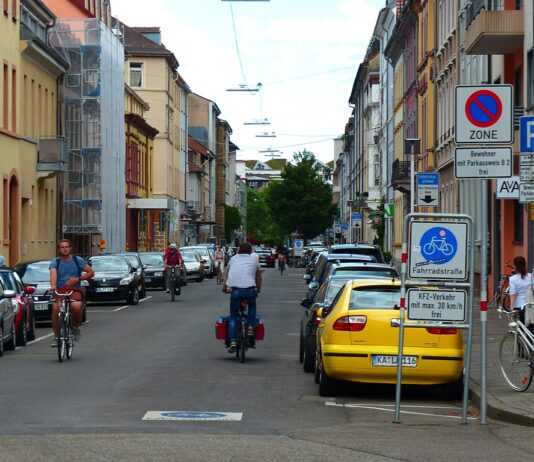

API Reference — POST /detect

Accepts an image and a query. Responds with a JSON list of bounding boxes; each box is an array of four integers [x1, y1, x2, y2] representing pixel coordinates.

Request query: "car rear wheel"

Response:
[[4, 322, 16, 351], [299, 325, 304, 363], [303, 341, 315, 373], [27, 313, 36, 341], [0, 325, 4, 357], [318, 360, 337, 397], [16, 312, 27, 347]]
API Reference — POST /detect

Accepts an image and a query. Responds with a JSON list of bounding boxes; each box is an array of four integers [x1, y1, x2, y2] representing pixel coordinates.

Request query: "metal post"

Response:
[[348, 200, 353, 244], [480, 179, 488, 424], [410, 143, 415, 215]]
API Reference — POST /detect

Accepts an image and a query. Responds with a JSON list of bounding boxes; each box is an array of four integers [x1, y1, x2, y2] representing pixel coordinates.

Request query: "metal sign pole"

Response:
[[480, 179, 488, 424]]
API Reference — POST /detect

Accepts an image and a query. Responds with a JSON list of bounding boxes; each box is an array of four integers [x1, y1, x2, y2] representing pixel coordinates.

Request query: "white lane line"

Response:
[[113, 305, 130, 312], [325, 402, 476, 420], [139, 296, 152, 302], [27, 333, 54, 345]]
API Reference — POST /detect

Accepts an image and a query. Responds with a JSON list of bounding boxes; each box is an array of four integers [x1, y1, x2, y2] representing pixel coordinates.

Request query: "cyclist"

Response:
[[277, 251, 286, 274], [222, 242, 262, 353], [49, 239, 94, 347], [508, 256, 533, 327], [164, 243, 184, 293], [214, 245, 225, 277]]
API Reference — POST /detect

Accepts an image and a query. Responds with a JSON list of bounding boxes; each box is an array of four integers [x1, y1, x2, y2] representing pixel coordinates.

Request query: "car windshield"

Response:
[[182, 253, 197, 262], [332, 268, 397, 278], [90, 258, 129, 272], [140, 254, 163, 266], [123, 256, 139, 268], [19, 263, 50, 283], [350, 288, 401, 310]]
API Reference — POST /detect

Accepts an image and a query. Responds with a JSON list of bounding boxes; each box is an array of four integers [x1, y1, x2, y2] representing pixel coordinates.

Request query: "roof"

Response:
[[119, 20, 179, 69], [265, 158, 287, 170], [188, 135, 208, 156], [245, 160, 258, 169]]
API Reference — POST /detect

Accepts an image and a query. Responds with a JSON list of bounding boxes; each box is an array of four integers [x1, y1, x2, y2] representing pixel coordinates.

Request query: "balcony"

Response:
[[186, 201, 201, 213], [391, 160, 411, 194], [464, 4, 523, 55], [37, 137, 68, 179]]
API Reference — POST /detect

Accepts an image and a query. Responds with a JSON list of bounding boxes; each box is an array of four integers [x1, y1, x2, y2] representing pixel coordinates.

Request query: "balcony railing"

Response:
[[464, 1, 523, 55], [37, 137, 68, 177], [186, 201, 201, 212]]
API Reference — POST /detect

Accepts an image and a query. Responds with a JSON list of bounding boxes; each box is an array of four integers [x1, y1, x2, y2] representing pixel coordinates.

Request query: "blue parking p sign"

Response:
[[520, 116, 534, 153]]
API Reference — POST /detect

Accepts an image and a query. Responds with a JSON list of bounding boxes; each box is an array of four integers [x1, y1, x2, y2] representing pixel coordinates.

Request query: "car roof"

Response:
[[331, 262, 394, 269], [330, 244, 379, 250], [15, 260, 51, 266], [349, 279, 401, 289], [323, 253, 374, 261]]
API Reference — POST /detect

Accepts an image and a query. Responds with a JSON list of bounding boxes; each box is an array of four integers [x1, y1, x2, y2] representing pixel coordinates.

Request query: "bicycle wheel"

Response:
[[66, 315, 74, 360], [499, 332, 532, 391], [57, 315, 66, 362], [170, 272, 175, 302], [239, 324, 247, 364]]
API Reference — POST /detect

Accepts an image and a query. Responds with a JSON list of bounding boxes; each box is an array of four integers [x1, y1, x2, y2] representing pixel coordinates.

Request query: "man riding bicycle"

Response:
[[49, 239, 94, 347], [164, 243, 184, 293], [222, 242, 262, 353]]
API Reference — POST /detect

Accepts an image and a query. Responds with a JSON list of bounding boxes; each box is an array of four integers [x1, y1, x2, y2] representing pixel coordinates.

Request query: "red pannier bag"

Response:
[[215, 316, 227, 340]]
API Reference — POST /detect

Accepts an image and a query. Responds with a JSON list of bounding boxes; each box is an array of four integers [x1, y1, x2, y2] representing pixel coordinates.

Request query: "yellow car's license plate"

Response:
[[372, 355, 417, 367]]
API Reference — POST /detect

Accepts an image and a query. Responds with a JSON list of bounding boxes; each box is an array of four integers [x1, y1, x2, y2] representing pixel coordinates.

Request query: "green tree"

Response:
[[265, 150, 336, 240], [224, 205, 242, 242], [246, 188, 271, 243]]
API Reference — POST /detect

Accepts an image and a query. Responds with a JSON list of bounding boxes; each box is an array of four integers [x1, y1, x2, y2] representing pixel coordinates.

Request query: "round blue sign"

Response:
[[420, 227, 457, 264]]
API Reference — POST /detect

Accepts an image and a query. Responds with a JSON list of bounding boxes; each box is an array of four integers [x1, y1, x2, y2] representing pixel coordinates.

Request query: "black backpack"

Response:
[[56, 255, 83, 278]]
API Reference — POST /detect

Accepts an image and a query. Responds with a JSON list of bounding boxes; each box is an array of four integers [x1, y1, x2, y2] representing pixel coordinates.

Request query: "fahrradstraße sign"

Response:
[[408, 221, 468, 280]]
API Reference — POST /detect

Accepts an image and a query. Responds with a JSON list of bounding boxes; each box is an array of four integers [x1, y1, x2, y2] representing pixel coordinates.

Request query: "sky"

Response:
[[111, 0, 385, 164]]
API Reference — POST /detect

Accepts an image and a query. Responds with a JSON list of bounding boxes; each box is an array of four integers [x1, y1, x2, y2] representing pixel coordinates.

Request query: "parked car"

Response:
[[0, 278, 17, 355], [304, 253, 376, 299], [315, 279, 464, 398], [0, 268, 36, 346], [85, 255, 143, 305], [300, 275, 353, 373], [181, 246, 213, 277], [139, 252, 165, 289], [181, 250, 205, 282], [256, 248, 276, 267], [15, 259, 88, 323], [328, 243, 385, 263], [111, 252, 147, 298], [322, 262, 399, 286]]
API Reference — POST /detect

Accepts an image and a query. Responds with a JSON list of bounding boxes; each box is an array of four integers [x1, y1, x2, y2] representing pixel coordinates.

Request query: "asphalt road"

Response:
[[1, 268, 533, 461]]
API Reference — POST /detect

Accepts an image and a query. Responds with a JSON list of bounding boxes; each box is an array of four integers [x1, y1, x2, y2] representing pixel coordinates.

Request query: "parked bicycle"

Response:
[[169, 265, 182, 301], [498, 304, 534, 391], [54, 289, 75, 362]]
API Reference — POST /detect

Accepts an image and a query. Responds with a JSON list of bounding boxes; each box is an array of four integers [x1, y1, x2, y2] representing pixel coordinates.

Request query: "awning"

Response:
[[127, 198, 173, 210]]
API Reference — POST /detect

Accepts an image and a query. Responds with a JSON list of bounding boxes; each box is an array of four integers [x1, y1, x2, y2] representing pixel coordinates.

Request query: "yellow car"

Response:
[[315, 279, 464, 397]]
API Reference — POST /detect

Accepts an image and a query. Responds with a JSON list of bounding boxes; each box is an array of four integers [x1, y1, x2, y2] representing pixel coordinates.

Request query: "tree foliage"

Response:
[[224, 205, 242, 242], [265, 150, 336, 240]]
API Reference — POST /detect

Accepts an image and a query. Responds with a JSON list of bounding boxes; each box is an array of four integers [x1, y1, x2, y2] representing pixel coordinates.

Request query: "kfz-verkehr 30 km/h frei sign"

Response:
[[409, 221, 468, 280], [455, 85, 513, 145]]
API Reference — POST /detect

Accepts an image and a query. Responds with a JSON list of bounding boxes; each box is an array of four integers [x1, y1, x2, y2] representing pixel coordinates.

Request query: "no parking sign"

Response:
[[455, 85, 513, 144]]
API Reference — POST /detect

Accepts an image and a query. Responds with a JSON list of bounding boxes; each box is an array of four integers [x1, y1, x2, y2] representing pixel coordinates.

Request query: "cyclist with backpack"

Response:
[[49, 239, 94, 347], [164, 243, 184, 293]]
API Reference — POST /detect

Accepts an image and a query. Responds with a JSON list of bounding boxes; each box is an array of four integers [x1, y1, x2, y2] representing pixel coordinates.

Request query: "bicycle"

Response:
[[54, 290, 75, 363], [215, 261, 224, 285], [422, 236, 454, 256], [497, 304, 534, 391], [278, 257, 286, 275], [169, 265, 181, 301], [235, 298, 253, 363]]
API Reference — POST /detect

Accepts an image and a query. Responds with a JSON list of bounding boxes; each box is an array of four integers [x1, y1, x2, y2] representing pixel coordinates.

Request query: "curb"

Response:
[[469, 378, 534, 427]]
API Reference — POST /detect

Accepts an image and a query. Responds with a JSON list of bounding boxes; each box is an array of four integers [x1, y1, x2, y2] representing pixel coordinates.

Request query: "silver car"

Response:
[[0, 278, 17, 355], [181, 246, 213, 278]]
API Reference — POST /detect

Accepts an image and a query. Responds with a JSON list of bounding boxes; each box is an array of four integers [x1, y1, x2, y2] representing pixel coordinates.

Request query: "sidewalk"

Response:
[[469, 304, 534, 426]]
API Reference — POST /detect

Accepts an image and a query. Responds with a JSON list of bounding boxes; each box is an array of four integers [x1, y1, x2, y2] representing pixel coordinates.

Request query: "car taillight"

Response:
[[313, 316, 322, 327], [333, 315, 367, 331], [426, 327, 457, 334]]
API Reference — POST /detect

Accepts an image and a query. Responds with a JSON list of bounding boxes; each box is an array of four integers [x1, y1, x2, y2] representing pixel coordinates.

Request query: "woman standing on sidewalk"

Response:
[[507, 256, 532, 327]]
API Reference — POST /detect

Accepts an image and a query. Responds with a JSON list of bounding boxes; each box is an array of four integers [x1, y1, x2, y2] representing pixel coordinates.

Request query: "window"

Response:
[[129, 62, 143, 88], [11, 68, 15, 132], [3, 64, 8, 130]]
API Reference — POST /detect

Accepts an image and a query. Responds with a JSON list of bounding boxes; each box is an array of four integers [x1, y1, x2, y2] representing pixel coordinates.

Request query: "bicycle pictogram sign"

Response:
[[420, 227, 457, 264], [465, 90, 503, 128]]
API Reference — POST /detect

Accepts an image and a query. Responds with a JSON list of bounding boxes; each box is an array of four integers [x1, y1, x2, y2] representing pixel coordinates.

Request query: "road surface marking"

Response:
[[325, 402, 476, 420], [113, 305, 130, 312], [139, 296, 152, 302], [27, 333, 54, 345], [143, 411, 243, 421]]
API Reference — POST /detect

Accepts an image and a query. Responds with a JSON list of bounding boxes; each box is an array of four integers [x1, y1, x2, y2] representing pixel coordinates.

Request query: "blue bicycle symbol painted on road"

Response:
[[420, 227, 457, 264]]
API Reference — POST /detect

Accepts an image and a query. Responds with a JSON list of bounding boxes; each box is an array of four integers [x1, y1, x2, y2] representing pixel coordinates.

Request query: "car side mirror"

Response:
[[24, 286, 36, 295], [302, 274, 311, 281], [2, 289, 16, 299], [130, 267, 137, 273], [316, 307, 324, 318], [300, 298, 312, 308], [143, 265, 147, 270], [308, 282, 319, 290]]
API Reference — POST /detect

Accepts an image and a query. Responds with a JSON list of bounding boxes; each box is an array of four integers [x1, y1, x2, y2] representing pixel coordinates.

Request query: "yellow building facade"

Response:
[[1, 0, 67, 265]]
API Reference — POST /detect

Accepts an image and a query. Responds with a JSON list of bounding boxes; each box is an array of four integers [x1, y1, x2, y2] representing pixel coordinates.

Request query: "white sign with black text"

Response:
[[407, 289, 467, 322], [496, 176, 520, 199]]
